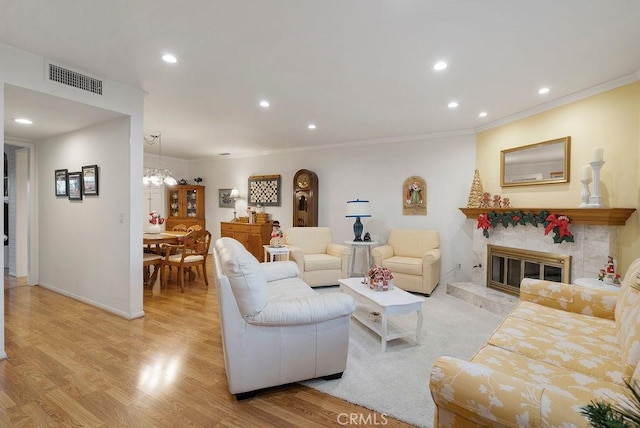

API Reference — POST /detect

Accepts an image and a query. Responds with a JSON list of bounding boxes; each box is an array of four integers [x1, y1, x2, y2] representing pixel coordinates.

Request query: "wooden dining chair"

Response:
[[186, 224, 202, 232], [162, 229, 211, 292], [172, 224, 188, 232], [143, 253, 163, 288]]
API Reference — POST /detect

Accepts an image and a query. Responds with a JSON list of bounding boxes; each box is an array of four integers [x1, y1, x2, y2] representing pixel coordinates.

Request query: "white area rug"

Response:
[[302, 284, 506, 427]]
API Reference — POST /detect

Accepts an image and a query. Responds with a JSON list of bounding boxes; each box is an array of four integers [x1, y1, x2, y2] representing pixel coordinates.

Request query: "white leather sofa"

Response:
[[213, 237, 355, 398], [372, 229, 441, 296], [283, 227, 350, 287]]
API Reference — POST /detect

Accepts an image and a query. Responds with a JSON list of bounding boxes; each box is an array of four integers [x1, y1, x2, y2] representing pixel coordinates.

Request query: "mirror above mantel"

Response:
[[501, 136, 571, 187]]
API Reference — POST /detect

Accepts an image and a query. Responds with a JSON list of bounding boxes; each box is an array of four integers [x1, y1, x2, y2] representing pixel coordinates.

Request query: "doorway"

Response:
[[3, 144, 30, 287]]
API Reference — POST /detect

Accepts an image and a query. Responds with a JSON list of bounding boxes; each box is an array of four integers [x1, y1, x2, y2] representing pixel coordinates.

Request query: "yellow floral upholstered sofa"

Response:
[[429, 258, 640, 427]]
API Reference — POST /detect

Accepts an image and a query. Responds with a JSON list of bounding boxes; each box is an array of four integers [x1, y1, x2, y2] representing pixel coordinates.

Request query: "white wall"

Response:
[[189, 133, 477, 282], [38, 118, 136, 316], [1, 41, 145, 359]]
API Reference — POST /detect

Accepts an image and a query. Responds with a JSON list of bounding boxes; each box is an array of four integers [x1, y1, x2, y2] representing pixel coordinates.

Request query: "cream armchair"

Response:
[[283, 227, 350, 287], [372, 229, 441, 295]]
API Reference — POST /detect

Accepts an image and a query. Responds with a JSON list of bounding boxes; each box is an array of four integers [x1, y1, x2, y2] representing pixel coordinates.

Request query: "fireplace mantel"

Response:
[[459, 207, 635, 226]]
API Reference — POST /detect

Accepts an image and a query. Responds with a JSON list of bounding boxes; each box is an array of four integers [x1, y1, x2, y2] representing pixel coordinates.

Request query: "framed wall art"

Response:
[[55, 168, 68, 196], [82, 164, 99, 196], [219, 188, 235, 208], [248, 174, 281, 206], [403, 176, 426, 216], [68, 171, 83, 201]]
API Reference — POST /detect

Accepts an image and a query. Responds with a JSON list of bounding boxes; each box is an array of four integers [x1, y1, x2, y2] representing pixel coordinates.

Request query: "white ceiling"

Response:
[[2, 1, 640, 160]]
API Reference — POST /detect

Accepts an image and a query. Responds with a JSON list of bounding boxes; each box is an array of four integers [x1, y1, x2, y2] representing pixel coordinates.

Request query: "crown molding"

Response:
[[205, 128, 477, 161], [475, 71, 640, 134]]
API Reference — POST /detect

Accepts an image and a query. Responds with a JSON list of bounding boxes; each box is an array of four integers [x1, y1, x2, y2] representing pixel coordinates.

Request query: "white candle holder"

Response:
[[587, 160, 605, 208], [579, 177, 592, 208]]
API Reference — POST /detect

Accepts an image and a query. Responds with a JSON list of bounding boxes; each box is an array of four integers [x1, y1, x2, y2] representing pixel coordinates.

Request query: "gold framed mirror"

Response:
[[501, 136, 571, 187]]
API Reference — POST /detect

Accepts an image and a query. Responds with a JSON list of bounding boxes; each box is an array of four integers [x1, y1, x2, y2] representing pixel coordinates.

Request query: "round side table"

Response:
[[344, 240, 377, 277], [574, 277, 620, 291]]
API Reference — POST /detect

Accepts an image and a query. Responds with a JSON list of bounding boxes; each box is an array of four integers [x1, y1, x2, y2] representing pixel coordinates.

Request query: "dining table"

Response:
[[143, 231, 187, 294], [143, 230, 187, 246]]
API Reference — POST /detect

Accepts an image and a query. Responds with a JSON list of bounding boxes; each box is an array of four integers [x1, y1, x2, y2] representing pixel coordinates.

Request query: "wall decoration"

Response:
[[402, 176, 426, 216], [55, 169, 68, 196], [68, 171, 83, 201], [248, 174, 281, 207], [81, 165, 99, 196], [501, 136, 570, 187], [219, 188, 235, 208]]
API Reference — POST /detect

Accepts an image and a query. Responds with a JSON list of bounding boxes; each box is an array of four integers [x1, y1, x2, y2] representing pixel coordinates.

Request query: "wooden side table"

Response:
[[345, 240, 377, 277]]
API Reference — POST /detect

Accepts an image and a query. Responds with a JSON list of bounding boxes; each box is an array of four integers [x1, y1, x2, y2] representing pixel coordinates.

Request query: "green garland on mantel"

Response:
[[477, 210, 574, 243]]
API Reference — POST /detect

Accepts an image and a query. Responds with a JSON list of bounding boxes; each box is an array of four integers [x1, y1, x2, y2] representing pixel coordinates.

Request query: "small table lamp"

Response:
[[230, 188, 240, 220], [346, 199, 371, 241]]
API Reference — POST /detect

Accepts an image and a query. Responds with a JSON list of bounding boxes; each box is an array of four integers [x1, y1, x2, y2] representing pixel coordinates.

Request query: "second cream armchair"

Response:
[[283, 227, 350, 287], [372, 229, 441, 295]]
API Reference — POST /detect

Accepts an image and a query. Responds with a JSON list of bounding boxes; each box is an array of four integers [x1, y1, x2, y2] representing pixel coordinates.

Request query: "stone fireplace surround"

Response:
[[460, 208, 635, 288]]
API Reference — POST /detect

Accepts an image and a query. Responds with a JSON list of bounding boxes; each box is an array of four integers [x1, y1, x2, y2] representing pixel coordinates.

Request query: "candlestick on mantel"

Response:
[[579, 176, 592, 208], [581, 164, 591, 181], [592, 146, 604, 163], [587, 160, 605, 208]]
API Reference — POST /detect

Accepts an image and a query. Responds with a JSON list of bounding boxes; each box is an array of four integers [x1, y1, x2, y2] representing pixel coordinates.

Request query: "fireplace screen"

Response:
[[487, 245, 570, 296]]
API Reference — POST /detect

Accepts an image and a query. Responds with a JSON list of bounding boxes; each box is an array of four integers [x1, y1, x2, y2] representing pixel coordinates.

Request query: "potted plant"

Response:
[[580, 380, 640, 427]]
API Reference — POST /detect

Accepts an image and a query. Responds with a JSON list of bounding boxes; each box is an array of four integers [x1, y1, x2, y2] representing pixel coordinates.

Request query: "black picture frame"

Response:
[[68, 171, 83, 201], [82, 165, 99, 196], [55, 169, 68, 196], [219, 188, 235, 208]]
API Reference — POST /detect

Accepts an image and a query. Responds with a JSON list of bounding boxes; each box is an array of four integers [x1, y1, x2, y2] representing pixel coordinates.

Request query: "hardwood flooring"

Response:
[[3, 270, 26, 289], [1, 260, 413, 427]]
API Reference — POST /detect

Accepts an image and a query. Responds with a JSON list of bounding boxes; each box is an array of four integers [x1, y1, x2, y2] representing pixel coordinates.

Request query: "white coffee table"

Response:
[[339, 277, 425, 352]]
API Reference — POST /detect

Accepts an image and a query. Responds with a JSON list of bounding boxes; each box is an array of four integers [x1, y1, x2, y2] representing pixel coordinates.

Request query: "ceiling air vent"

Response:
[[48, 63, 103, 95]]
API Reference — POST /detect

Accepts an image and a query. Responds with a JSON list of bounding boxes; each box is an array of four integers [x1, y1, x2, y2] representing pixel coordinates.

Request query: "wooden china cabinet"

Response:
[[165, 185, 206, 230]]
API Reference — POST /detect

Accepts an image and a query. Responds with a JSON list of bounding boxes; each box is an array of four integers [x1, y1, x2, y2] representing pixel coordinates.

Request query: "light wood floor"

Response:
[[1, 260, 413, 427]]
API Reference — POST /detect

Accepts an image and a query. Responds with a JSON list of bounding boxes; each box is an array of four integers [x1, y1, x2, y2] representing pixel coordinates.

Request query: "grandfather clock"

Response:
[[293, 169, 318, 227]]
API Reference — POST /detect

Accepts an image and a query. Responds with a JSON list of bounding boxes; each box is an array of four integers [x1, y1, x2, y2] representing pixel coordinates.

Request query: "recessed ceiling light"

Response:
[[259, 100, 270, 108], [14, 118, 33, 125], [433, 61, 448, 71], [162, 54, 177, 64], [308, 124, 317, 130], [538, 87, 550, 95], [478, 112, 488, 118], [448, 101, 459, 109]]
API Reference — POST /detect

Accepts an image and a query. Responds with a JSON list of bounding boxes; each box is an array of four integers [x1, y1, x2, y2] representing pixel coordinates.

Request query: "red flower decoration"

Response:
[[477, 214, 490, 230]]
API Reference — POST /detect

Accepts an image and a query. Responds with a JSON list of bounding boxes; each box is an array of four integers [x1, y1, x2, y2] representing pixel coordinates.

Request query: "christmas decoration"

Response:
[[467, 169, 483, 208], [477, 210, 574, 243]]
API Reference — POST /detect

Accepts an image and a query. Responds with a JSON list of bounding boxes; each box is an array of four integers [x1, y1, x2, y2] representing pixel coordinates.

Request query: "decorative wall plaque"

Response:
[[248, 174, 281, 206], [403, 176, 426, 216]]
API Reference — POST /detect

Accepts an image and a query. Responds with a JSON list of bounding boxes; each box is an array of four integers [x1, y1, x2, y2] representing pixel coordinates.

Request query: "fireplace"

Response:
[[487, 245, 571, 296]]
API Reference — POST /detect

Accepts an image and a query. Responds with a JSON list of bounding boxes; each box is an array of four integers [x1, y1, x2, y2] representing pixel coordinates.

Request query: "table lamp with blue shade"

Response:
[[346, 199, 371, 241]]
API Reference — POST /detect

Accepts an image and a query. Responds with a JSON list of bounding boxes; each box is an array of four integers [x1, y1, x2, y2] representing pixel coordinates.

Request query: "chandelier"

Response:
[[143, 133, 177, 186]]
